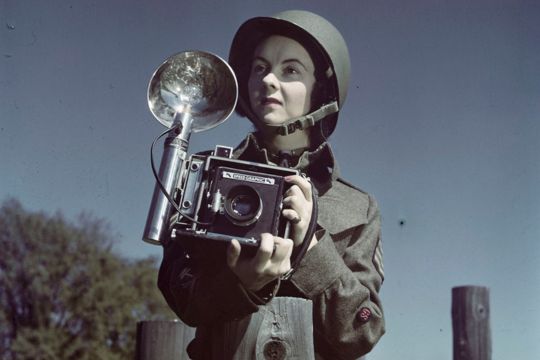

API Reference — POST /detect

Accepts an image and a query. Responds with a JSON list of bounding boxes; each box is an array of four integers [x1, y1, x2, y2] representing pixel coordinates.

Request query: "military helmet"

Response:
[[228, 10, 351, 138]]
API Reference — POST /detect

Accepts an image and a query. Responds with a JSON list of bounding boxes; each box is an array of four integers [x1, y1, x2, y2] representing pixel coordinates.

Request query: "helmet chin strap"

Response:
[[269, 101, 339, 136], [239, 97, 339, 136]]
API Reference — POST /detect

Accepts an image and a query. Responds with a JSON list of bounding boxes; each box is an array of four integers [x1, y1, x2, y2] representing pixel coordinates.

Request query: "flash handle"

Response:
[[143, 113, 192, 245]]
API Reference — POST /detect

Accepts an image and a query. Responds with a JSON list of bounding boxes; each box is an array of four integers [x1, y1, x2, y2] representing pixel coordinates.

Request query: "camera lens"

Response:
[[231, 195, 258, 217], [224, 185, 262, 226]]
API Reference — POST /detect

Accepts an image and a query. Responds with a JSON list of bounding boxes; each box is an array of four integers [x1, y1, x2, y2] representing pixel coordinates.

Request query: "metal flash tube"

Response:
[[143, 112, 193, 244]]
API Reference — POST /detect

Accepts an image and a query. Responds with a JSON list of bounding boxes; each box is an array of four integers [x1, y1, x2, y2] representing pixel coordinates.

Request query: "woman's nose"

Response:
[[262, 71, 279, 90]]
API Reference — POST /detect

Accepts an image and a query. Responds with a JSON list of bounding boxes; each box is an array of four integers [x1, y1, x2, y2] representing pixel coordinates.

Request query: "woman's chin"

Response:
[[254, 116, 287, 128]]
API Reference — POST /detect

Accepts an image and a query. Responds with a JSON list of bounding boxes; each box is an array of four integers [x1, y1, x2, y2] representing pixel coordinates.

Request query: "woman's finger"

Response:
[[271, 236, 293, 262], [226, 239, 241, 269], [274, 237, 293, 274], [252, 233, 274, 266], [285, 175, 312, 200], [282, 194, 300, 208], [282, 208, 301, 223]]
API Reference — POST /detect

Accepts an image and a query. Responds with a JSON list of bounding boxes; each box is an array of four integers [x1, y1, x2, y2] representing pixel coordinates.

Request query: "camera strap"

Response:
[[281, 182, 319, 280]]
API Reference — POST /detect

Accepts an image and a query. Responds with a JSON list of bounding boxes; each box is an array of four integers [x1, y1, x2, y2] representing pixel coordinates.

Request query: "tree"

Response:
[[0, 199, 176, 359]]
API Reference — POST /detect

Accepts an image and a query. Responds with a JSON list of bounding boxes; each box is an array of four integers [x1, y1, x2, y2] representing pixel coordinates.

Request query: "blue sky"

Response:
[[1, 0, 539, 358]]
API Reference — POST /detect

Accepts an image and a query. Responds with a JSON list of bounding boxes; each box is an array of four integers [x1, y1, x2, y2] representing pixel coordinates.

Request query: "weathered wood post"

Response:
[[209, 297, 314, 360], [136, 297, 314, 359], [136, 320, 196, 360], [451, 286, 491, 360]]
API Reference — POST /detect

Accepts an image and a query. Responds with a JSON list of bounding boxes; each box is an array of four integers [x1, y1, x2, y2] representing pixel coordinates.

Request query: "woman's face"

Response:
[[248, 35, 316, 127]]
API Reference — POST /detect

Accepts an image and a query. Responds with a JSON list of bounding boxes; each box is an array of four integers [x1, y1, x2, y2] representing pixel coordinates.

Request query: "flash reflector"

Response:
[[143, 51, 238, 244]]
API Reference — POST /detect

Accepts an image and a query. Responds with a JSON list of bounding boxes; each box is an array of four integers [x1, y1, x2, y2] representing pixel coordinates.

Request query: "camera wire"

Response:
[[150, 125, 212, 226]]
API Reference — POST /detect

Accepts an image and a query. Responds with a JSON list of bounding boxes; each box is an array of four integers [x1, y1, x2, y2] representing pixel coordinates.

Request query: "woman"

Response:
[[159, 10, 385, 359]]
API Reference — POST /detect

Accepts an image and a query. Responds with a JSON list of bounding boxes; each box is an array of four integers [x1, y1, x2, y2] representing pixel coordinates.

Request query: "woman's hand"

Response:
[[227, 233, 293, 291], [282, 175, 317, 249]]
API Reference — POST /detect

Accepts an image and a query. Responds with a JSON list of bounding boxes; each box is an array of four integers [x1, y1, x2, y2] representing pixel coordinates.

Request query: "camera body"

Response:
[[171, 145, 298, 251]]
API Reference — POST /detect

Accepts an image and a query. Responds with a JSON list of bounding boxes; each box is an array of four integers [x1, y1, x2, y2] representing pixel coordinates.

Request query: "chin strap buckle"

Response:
[[283, 121, 303, 136], [275, 101, 339, 136]]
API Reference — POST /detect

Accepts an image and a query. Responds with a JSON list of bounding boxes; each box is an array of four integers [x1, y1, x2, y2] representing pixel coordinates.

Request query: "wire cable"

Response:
[[150, 125, 183, 213], [150, 125, 212, 226]]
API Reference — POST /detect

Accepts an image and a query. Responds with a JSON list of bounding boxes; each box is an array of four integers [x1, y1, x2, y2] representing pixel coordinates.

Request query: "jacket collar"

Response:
[[232, 133, 339, 194]]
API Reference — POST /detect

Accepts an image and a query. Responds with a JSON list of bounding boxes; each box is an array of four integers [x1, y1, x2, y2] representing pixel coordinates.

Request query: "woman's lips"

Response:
[[261, 97, 281, 106]]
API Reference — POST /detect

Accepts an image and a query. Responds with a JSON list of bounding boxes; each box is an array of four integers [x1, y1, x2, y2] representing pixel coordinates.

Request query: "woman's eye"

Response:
[[252, 63, 267, 75], [284, 66, 299, 75]]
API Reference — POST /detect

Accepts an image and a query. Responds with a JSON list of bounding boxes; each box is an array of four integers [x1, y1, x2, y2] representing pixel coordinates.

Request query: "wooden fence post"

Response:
[[451, 286, 491, 360], [136, 320, 196, 360], [136, 297, 314, 359], [209, 297, 314, 360]]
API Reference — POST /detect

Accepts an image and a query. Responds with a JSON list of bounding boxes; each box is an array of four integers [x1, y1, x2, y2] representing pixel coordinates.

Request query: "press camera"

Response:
[[170, 146, 298, 251]]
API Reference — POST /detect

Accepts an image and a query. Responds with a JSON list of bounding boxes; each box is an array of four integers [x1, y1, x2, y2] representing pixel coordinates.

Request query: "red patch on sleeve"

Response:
[[357, 307, 372, 323]]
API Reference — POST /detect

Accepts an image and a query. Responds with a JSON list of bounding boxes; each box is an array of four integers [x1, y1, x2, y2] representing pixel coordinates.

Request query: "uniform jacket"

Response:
[[158, 133, 385, 360]]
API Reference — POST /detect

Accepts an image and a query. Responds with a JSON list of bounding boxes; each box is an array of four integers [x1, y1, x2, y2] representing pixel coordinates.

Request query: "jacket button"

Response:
[[263, 340, 287, 360], [357, 307, 372, 323]]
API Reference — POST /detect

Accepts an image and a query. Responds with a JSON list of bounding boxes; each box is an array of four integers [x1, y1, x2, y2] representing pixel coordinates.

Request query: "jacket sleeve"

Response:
[[290, 191, 385, 359], [157, 241, 261, 327]]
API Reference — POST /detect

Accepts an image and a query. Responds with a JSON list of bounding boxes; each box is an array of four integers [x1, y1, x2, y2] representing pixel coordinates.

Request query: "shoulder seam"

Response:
[[336, 177, 368, 194]]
